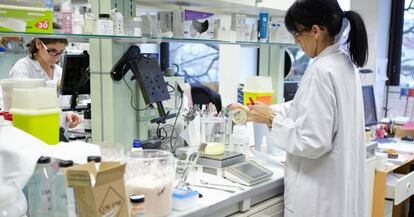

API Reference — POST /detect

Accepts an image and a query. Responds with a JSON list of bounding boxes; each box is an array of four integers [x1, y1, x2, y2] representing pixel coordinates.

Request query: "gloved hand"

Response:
[[66, 111, 81, 128]]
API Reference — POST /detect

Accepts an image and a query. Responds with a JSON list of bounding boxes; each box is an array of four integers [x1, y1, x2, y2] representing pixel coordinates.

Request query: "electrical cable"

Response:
[[168, 83, 175, 93], [123, 75, 149, 111], [170, 93, 183, 151]]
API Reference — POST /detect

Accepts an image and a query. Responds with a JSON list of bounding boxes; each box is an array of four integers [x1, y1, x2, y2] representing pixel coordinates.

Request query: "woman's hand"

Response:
[[249, 101, 273, 124], [66, 111, 81, 128], [229, 102, 274, 124]]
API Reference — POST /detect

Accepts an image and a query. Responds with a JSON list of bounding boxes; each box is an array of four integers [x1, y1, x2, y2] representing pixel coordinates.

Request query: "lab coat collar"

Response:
[[28, 56, 55, 79], [316, 43, 341, 59], [28, 56, 43, 72]]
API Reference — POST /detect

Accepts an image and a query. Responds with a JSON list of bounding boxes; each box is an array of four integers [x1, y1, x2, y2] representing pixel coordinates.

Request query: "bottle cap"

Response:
[[130, 195, 145, 203], [87, 156, 102, 163], [59, 160, 74, 167], [37, 156, 51, 164], [133, 139, 142, 148]]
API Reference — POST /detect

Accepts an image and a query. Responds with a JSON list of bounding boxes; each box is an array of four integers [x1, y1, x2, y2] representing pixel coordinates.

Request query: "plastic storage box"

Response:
[[10, 87, 60, 145], [0, 4, 53, 33]]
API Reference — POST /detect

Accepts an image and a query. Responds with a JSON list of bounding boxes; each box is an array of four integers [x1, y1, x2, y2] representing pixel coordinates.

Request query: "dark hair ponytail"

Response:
[[344, 11, 368, 67], [26, 38, 68, 59], [285, 0, 368, 67]]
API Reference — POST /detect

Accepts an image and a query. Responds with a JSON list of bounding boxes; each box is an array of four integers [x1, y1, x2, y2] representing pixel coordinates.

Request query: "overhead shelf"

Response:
[[135, 0, 286, 17], [0, 31, 295, 47]]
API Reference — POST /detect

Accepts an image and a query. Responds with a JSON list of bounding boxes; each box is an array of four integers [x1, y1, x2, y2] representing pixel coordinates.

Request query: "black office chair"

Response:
[[190, 83, 222, 113]]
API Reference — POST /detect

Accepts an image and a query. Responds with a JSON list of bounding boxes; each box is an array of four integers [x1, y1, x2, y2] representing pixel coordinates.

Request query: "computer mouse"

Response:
[[401, 136, 414, 141]]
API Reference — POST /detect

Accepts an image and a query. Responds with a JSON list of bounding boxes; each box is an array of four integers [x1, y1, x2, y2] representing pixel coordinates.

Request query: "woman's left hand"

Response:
[[66, 111, 81, 128]]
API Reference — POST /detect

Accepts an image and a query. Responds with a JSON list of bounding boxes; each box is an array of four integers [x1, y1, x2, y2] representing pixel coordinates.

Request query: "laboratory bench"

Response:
[[170, 163, 285, 217]]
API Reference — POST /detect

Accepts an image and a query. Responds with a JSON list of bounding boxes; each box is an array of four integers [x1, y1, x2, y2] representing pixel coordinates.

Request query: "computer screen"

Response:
[[362, 85, 377, 126], [283, 81, 299, 102], [60, 51, 90, 110]]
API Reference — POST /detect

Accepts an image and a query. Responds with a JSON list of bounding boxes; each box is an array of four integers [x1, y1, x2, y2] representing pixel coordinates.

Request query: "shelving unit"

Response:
[[0, 0, 294, 150], [0, 31, 295, 47], [135, 0, 287, 17]]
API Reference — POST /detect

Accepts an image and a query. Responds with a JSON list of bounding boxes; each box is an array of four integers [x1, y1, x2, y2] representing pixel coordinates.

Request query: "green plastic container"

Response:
[[12, 109, 59, 145], [10, 87, 60, 145]]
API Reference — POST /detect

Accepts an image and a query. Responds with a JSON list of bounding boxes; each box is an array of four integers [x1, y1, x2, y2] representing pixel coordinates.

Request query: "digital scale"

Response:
[[198, 151, 245, 168], [224, 160, 273, 186]]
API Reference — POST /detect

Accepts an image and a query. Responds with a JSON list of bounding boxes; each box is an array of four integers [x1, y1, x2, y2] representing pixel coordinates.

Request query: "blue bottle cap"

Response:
[[133, 139, 142, 148]]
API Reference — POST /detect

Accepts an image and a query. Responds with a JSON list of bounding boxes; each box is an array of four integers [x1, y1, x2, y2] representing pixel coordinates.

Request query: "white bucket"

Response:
[[0, 79, 46, 112], [243, 76, 273, 93]]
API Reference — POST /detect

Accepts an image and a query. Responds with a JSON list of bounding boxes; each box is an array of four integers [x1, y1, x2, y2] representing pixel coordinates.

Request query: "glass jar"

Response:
[[201, 117, 226, 155], [125, 150, 175, 217]]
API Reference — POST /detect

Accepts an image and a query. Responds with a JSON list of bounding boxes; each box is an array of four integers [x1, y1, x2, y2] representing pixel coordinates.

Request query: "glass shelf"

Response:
[[0, 31, 295, 47], [0, 32, 295, 47]]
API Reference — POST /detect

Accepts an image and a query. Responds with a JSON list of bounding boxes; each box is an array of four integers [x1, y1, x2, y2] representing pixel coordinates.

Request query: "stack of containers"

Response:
[[243, 76, 273, 105], [10, 87, 60, 145], [0, 78, 46, 112]]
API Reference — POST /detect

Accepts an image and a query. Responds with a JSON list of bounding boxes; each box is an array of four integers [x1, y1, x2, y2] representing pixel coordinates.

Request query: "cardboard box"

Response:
[[395, 126, 414, 138], [66, 162, 128, 217], [0, 4, 52, 33]]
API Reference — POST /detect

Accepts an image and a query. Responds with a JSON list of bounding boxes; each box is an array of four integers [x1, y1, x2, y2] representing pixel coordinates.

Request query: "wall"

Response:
[[351, 0, 391, 119]]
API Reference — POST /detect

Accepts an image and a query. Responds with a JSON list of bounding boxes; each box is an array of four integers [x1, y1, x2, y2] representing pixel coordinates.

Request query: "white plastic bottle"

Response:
[[229, 125, 249, 154], [27, 156, 53, 217], [51, 160, 76, 217], [61, 0, 72, 34]]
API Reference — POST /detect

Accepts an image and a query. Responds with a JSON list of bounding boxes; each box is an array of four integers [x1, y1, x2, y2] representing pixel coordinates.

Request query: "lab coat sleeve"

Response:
[[270, 101, 292, 117], [269, 69, 336, 159]]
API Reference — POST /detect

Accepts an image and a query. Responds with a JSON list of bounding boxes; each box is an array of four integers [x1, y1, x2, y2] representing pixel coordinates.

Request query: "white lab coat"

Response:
[[269, 43, 366, 217], [9, 56, 62, 89]]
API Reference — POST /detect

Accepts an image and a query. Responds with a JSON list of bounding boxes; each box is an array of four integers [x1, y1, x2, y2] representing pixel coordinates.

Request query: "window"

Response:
[[400, 0, 414, 86], [169, 43, 219, 84]]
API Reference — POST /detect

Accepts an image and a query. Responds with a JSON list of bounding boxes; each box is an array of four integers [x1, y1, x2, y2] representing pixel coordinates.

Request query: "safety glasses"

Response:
[[40, 40, 66, 57]]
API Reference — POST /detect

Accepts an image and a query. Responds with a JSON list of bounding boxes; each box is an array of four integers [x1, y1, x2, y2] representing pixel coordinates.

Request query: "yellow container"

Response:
[[243, 76, 273, 105], [243, 92, 273, 105], [10, 87, 60, 145], [12, 109, 59, 145]]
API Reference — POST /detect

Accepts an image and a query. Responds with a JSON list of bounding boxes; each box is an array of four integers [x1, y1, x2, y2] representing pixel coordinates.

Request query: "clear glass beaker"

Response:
[[201, 117, 226, 155], [125, 150, 175, 217]]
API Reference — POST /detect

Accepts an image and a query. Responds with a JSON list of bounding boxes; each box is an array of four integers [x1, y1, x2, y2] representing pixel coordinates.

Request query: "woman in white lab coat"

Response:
[[9, 38, 80, 128], [231, 0, 368, 216]]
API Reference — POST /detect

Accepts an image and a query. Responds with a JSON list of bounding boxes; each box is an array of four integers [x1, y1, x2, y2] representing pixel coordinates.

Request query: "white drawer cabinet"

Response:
[[386, 171, 414, 205]]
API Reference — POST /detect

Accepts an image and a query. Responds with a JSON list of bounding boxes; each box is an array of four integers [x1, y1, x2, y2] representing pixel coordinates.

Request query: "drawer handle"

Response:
[[407, 183, 411, 192]]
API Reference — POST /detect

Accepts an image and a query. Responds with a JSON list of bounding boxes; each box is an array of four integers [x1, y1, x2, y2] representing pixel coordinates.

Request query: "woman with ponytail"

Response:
[[230, 0, 368, 216]]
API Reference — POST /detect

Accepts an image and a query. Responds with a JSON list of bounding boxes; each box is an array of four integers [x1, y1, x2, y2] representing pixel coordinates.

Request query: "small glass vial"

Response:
[[130, 195, 145, 217]]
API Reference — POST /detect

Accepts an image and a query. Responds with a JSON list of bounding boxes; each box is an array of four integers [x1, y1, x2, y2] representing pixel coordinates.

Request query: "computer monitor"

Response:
[[362, 85, 378, 126], [60, 51, 90, 110], [283, 81, 299, 102]]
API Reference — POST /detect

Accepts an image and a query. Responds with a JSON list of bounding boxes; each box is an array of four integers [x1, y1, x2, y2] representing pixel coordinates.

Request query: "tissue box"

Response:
[[183, 10, 214, 39], [66, 162, 128, 217], [0, 4, 52, 33]]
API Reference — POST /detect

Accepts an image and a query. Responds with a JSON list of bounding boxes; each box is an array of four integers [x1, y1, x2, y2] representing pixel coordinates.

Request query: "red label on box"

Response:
[[34, 20, 49, 30]]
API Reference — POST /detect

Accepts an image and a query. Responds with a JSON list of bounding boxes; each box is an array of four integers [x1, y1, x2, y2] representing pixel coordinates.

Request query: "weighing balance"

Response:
[[197, 151, 245, 177], [224, 160, 273, 186], [198, 151, 245, 168]]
